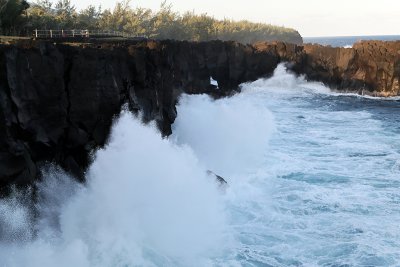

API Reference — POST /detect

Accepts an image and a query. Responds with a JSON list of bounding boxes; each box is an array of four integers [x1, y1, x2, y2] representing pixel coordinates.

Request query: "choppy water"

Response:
[[1, 65, 400, 266], [218, 66, 400, 266]]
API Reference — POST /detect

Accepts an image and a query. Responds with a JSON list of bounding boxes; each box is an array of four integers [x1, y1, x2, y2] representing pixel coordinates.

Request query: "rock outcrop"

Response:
[[206, 170, 228, 187], [255, 41, 400, 96], [0, 39, 280, 192], [0, 39, 399, 191]]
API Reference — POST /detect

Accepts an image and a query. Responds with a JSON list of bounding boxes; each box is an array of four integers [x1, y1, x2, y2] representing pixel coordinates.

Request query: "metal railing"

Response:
[[33, 29, 142, 39]]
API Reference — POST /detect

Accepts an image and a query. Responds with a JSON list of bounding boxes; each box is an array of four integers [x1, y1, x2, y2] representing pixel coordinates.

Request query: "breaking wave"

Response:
[[0, 111, 232, 266], [1, 64, 399, 266]]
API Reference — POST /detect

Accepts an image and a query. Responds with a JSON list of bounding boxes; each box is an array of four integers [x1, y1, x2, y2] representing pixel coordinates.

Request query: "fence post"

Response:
[[50, 30, 53, 38], [61, 29, 64, 37], [72, 29, 75, 37], [35, 29, 38, 38]]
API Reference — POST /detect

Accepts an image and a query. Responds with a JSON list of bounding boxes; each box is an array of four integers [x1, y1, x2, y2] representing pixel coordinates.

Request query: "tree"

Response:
[[3, 0, 302, 44], [76, 5, 101, 29], [0, 0, 29, 34], [182, 12, 214, 41], [98, 0, 131, 31], [25, 0, 56, 30], [54, 0, 76, 28], [123, 7, 152, 36]]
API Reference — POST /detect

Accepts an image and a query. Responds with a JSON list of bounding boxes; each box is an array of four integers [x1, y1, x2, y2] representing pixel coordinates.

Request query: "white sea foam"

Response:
[[171, 93, 275, 178], [243, 63, 400, 101], [240, 63, 331, 96], [1, 64, 399, 266], [172, 64, 400, 265], [210, 76, 219, 87], [0, 111, 229, 266]]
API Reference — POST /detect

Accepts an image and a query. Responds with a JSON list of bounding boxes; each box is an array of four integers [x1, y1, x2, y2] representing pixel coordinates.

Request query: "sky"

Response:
[[69, 0, 400, 37]]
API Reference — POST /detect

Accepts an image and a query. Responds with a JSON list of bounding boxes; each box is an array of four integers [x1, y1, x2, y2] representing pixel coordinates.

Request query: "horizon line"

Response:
[[303, 34, 400, 38]]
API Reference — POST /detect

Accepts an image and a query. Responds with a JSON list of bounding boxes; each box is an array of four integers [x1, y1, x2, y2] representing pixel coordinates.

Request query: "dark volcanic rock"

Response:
[[289, 41, 400, 96], [207, 170, 228, 187], [0, 39, 399, 190], [0, 42, 68, 190], [254, 41, 400, 96], [0, 39, 281, 190]]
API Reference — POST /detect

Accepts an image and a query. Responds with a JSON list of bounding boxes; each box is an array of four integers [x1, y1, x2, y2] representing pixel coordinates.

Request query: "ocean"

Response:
[[0, 40, 400, 266], [304, 35, 400, 47]]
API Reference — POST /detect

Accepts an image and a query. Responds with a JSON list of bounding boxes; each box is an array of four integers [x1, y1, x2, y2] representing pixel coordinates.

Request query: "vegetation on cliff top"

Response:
[[0, 0, 302, 44]]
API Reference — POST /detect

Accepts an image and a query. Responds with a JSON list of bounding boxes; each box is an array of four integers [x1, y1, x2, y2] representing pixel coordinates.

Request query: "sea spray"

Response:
[[240, 63, 330, 96], [170, 89, 278, 266], [1, 64, 397, 266], [171, 93, 275, 178], [173, 65, 400, 265], [0, 188, 33, 243], [0, 111, 228, 266]]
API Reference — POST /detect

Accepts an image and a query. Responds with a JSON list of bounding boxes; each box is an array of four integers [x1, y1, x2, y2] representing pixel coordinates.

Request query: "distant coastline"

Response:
[[304, 35, 400, 47]]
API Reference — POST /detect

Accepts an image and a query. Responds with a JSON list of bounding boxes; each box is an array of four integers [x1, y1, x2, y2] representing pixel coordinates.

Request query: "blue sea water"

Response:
[[172, 65, 400, 266], [216, 66, 400, 266], [304, 35, 400, 47], [0, 67, 400, 265]]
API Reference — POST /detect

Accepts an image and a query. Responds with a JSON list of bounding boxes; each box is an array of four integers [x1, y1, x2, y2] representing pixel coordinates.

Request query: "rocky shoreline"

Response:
[[0, 39, 399, 191], [255, 40, 400, 96]]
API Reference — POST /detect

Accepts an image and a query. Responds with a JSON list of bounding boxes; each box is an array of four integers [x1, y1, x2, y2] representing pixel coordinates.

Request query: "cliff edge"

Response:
[[254, 41, 400, 96], [0, 39, 399, 191]]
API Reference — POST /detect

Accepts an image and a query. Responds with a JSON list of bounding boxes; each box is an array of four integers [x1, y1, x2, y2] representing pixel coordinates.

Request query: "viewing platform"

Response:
[[33, 29, 143, 39]]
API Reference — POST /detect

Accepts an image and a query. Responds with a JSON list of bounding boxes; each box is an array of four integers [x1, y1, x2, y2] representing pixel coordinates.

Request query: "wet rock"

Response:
[[294, 41, 400, 96], [253, 40, 400, 96], [207, 170, 228, 188], [0, 39, 399, 189], [0, 39, 281, 189]]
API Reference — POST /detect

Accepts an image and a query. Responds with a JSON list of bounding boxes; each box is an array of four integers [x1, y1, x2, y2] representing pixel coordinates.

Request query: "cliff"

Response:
[[254, 41, 400, 96], [0, 39, 399, 191], [0, 39, 280, 192]]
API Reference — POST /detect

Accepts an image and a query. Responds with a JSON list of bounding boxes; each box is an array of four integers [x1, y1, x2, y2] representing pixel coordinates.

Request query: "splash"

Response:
[[0, 111, 228, 266], [2, 64, 396, 266], [240, 63, 330, 96], [171, 93, 275, 178]]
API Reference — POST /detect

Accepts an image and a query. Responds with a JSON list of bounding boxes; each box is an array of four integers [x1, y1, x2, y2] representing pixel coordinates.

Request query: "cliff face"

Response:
[[264, 41, 400, 96], [0, 39, 399, 190], [0, 40, 280, 191]]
